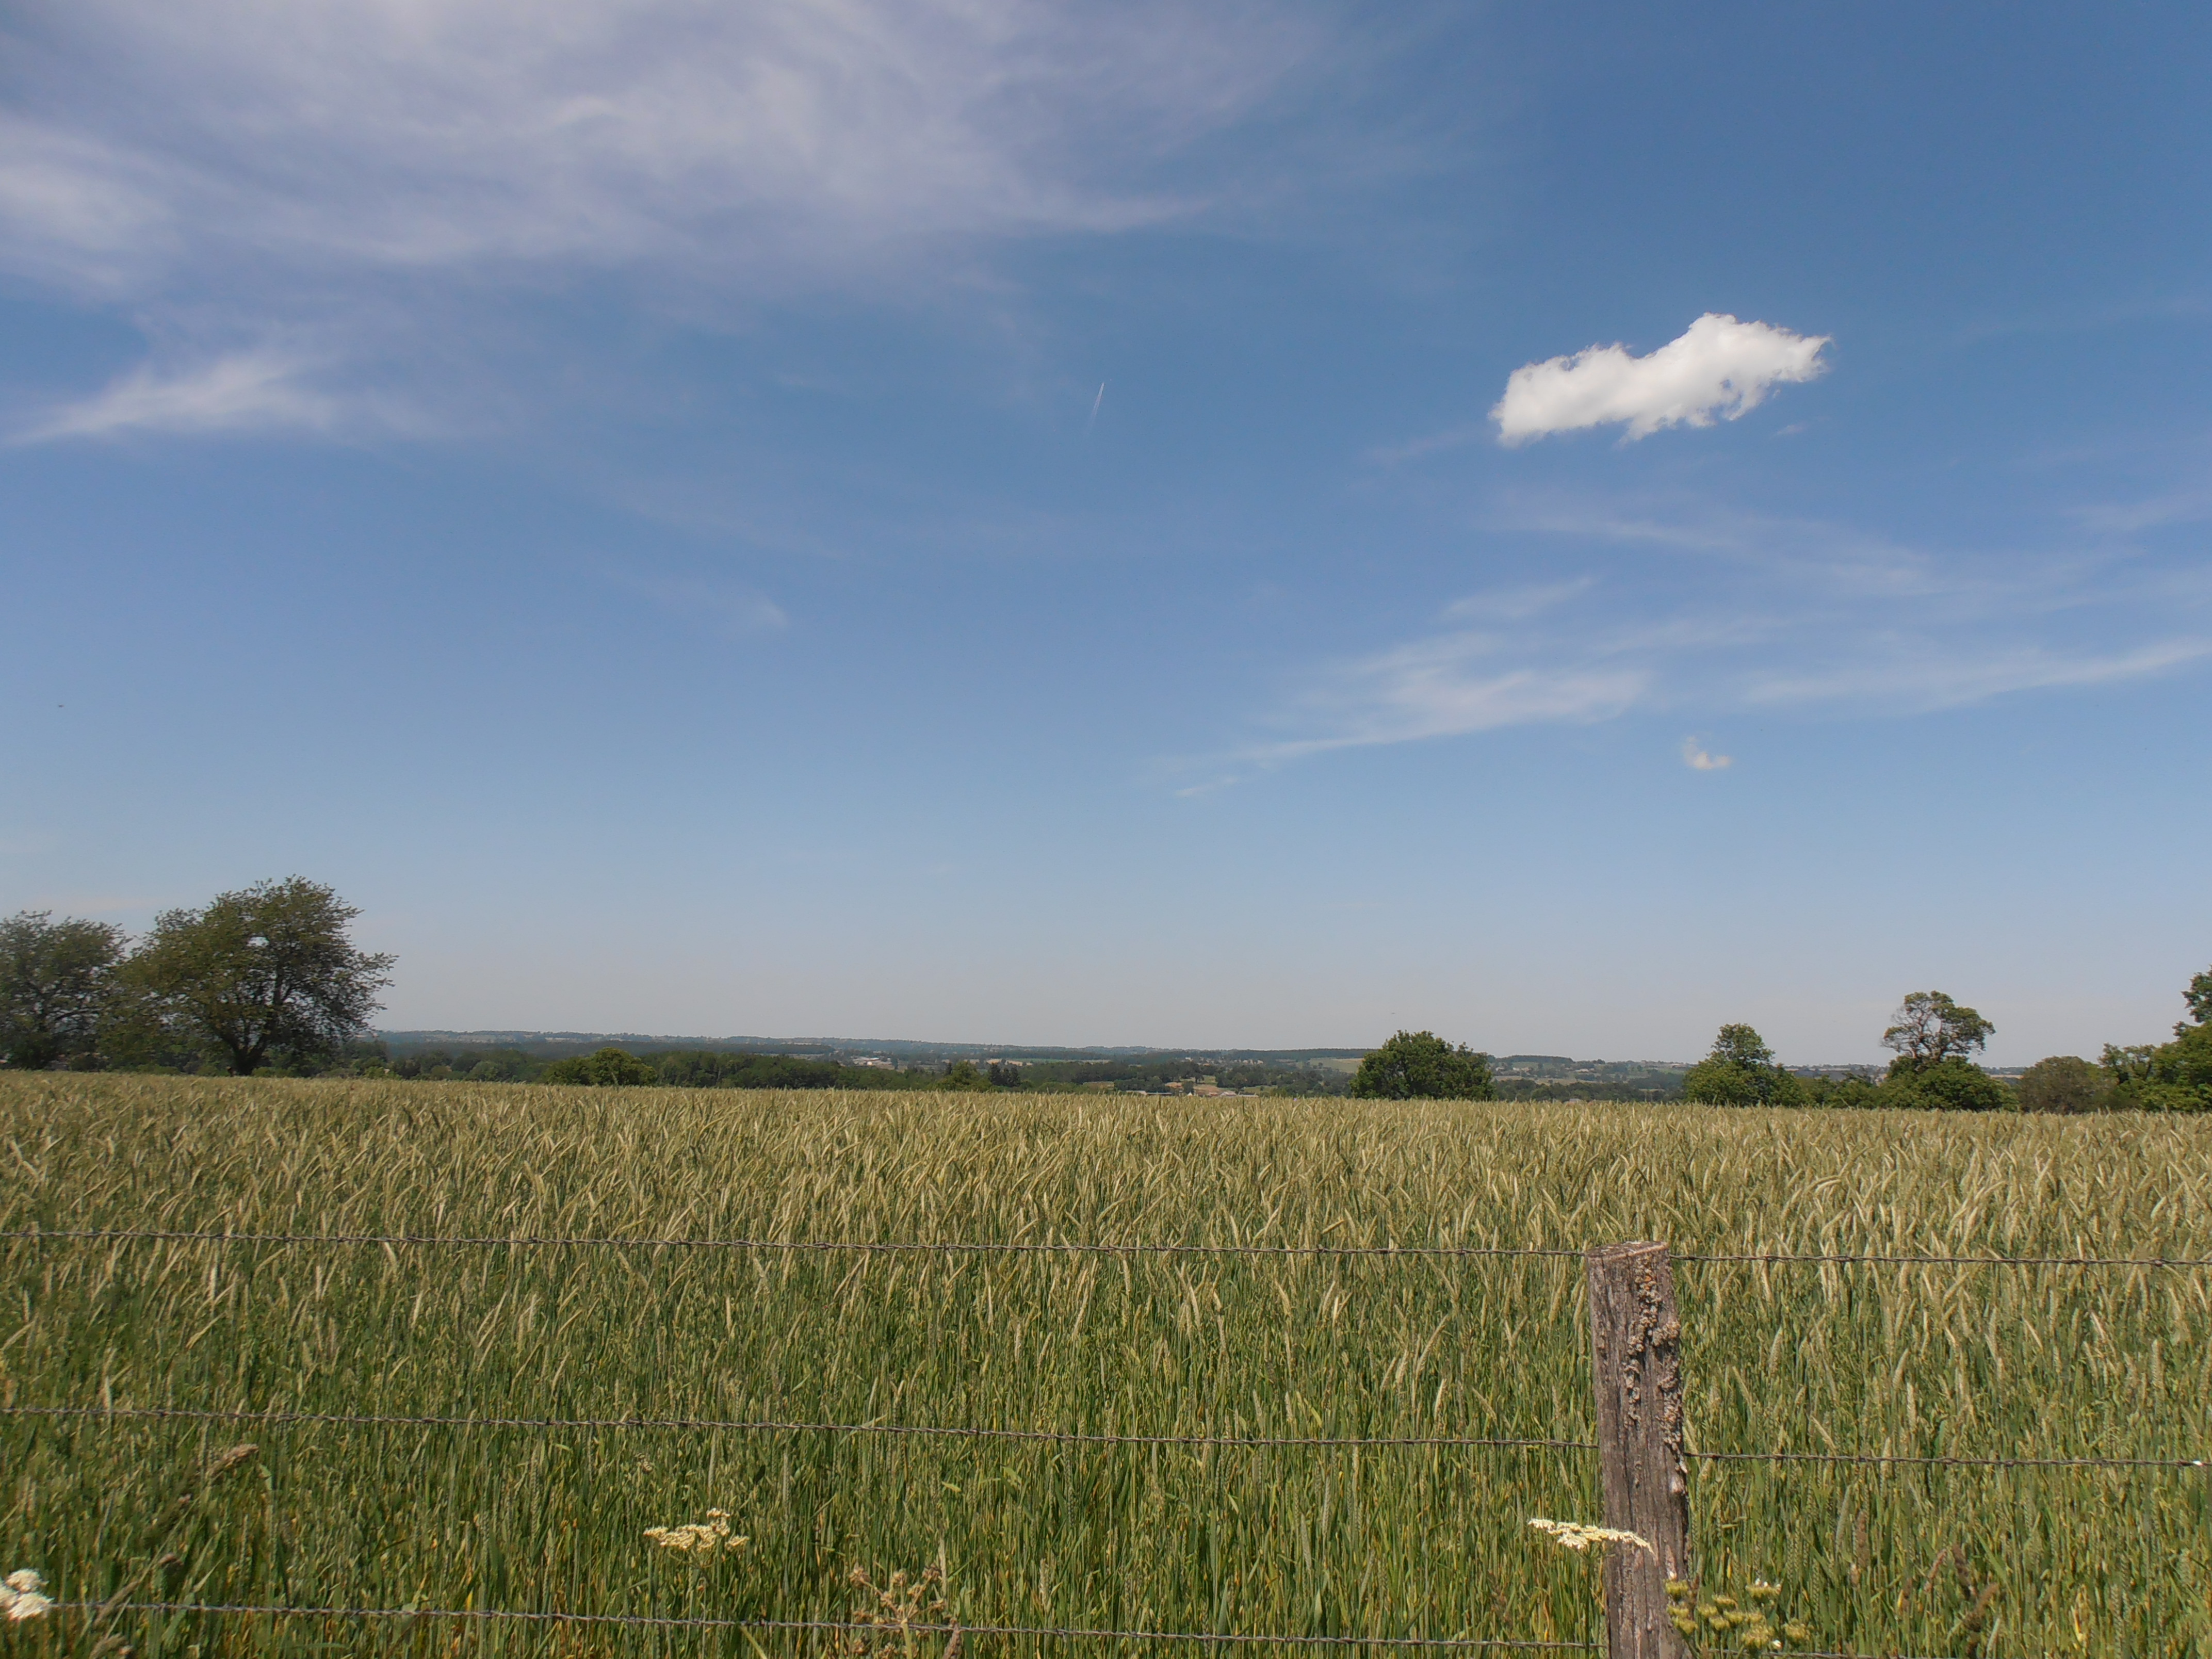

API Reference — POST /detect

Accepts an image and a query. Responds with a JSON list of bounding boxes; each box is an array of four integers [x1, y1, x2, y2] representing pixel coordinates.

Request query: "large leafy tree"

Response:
[[0, 910, 126, 1069], [2103, 963, 2212, 1112], [1348, 1031, 1494, 1100], [1880, 992, 1994, 1071], [122, 878, 394, 1076], [1876, 990, 2004, 1110], [1682, 1023, 1803, 1107]]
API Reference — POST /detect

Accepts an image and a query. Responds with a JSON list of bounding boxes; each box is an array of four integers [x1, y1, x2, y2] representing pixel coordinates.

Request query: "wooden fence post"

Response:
[[1585, 1240, 1691, 1659]]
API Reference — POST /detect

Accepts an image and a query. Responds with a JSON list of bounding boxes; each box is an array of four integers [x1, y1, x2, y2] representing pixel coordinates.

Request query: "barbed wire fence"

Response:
[[6, 1224, 2206, 1655], [13, 1224, 2212, 1268]]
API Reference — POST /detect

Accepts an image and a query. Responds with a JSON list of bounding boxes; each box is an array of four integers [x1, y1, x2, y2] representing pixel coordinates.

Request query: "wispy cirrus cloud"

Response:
[[2067, 486, 2212, 538], [1492, 314, 1830, 445], [1745, 636, 2212, 709], [1248, 631, 1649, 762], [1440, 576, 1596, 622], [619, 573, 792, 638], [1205, 494, 2212, 782], [3, 0, 1335, 436], [15, 350, 336, 442], [6, 0, 1319, 290]]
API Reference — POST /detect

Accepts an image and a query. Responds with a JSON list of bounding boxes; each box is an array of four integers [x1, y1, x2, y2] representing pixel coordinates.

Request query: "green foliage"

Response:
[[1796, 1069, 1881, 1109], [540, 1046, 660, 1086], [1347, 1030, 1494, 1099], [2187, 968, 2212, 1028], [650, 1050, 841, 1088], [118, 877, 394, 1075], [0, 909, 125, 1070], [1871, 991, 2003, 1111], [1681, 1059, 1761, 1107], [5, 1077, 2208, 1654], [377, 1046, 938, 1089], [1881, 991, 1994, 1070], [1013, 1055, 1353, 1095], [2102, 964, 2212, 1112], [1682, 1024, 1804, 1107], [1880, 1054, 2010, 1112], [387, 1044, 535, 1082], [2016, 1054, 2112, 1114]]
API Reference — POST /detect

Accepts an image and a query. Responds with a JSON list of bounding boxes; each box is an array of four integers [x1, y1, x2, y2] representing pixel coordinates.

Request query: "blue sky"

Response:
[[3, 0, 2207, 1064]]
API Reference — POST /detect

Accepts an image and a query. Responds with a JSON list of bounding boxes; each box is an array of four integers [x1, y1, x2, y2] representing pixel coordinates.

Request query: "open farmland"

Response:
[[3, 1076, 2209, 1655]]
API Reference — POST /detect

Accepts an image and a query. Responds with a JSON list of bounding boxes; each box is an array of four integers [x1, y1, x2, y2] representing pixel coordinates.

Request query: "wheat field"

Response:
[[2, 1075, 2208, 1656]]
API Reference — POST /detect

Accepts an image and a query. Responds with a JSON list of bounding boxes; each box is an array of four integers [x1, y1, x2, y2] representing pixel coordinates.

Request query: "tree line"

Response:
[[4, 879, 2204, 1111], [1244, 976, 2212, 1112], [1677, 979, 2212, 1112], [382, 1049, 1325, 1093], [0, 879, 391, 1075]]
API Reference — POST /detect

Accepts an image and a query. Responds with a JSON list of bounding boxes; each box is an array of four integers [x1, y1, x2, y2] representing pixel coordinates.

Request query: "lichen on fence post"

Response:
[[1585, 1240, 1692, 1658]]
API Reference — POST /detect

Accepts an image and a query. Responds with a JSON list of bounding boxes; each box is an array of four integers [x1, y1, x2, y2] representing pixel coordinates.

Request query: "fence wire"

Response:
[[0, 1403, 1593, 1454], [8, 1404, 2202, 1471], [54, 1600, 1598, 1650], [41, 1602, 1975, 1657], [4, 1222, 2193, 1650], [8, 1225, 2208, 1269]]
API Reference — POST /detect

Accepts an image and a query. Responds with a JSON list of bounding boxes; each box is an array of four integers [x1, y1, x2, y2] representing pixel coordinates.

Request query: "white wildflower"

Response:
[[1, 1569, 53, 1622], [645, 1508, 750, 1555], [1527, 1518, 1654, 1554]]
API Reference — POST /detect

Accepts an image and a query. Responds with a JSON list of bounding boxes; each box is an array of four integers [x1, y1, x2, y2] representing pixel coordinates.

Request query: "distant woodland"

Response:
[[3, 877, 2205, 1110]]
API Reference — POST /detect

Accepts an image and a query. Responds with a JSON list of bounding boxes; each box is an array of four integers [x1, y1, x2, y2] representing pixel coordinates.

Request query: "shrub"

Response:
[[1797, 1070, 1881, 1109], [540, 1046, 659, 1086], [1881, 1055, 2010, 1112], [1682, 1024, 1803, 1107], [2016, 1055, 2111, 1114], [1348, 1031, 1494, 1100], [2101, 964, 2212, 1112]]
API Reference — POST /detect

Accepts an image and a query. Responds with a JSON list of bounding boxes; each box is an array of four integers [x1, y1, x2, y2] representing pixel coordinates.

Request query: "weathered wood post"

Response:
[[1585, 1240, 1691, 1659]]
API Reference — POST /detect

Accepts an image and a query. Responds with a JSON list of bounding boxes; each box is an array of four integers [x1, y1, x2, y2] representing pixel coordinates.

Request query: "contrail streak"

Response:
[[1085, 382, 1105, 437]]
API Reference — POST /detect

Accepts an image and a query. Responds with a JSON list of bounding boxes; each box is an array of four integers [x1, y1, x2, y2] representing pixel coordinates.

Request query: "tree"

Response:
[[1348, 1031, 1494, 1100], [2016, 1055, 2111, 1114], [1883, 1055, 2010, 1112], [1797, 1069, 1881, 1110], [1880, 992, 1994, 1072], [1682, 1022, 1804, 1107], [541, 1046, 658, 1086], [2186, 968, 2212, 1027], [120, 878, 394, 1076], [2103, 962, 2212, 1112], [0, 910, 126, 1069]]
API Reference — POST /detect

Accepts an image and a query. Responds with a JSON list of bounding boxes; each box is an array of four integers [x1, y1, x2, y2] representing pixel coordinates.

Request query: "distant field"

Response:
[[3, 1077, 2208, 1655]]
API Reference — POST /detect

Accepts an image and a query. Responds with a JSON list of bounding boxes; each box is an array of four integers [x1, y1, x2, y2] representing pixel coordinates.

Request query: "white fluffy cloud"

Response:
[[1493, 314, 1830, 445], [1681, 737, 1732, 771]]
